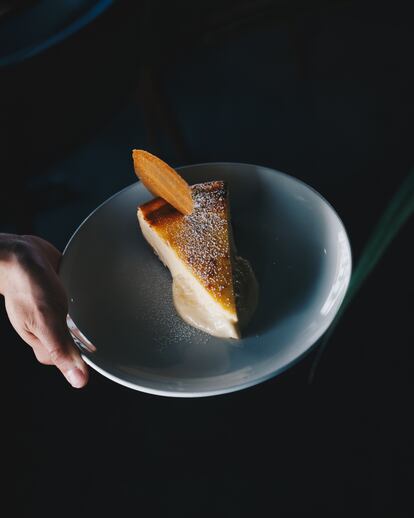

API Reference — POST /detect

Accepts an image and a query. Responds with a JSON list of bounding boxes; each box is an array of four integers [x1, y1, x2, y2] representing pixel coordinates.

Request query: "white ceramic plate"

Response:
[[60, 163, 352, 397]]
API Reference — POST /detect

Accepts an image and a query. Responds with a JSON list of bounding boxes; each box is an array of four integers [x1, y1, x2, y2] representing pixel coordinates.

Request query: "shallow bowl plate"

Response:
[[60, 163, 352, 397]]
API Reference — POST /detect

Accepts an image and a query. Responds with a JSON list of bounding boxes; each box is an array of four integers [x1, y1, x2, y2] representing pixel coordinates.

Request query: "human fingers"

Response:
[[5, 296, 88, 387], [35, 316, 89, 388]]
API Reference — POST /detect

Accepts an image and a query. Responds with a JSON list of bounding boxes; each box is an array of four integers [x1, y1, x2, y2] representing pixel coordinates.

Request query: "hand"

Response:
[[0, 234, 89, 388]]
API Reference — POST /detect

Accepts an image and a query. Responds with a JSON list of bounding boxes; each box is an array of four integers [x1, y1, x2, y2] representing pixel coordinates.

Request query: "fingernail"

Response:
[[66, 368, 86, 388]]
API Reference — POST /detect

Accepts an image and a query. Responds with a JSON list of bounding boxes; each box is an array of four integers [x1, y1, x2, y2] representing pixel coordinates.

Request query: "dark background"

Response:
[[1, 1, 413, 516]]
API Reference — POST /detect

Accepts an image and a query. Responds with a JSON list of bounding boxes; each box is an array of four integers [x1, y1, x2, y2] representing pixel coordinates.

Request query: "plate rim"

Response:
[[61, 162, 353, 397]]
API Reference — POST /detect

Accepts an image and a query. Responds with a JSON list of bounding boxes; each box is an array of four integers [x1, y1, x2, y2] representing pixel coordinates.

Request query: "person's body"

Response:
[[0, 233, 88, 388]]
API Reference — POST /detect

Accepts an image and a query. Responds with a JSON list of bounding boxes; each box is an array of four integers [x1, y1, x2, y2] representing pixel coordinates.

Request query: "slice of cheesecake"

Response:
[[138, 181, 240, 339]]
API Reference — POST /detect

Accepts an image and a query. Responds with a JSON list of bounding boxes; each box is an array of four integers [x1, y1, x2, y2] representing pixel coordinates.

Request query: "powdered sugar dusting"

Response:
[[171, 182, 234, 310], [140, 181, 237, 312]]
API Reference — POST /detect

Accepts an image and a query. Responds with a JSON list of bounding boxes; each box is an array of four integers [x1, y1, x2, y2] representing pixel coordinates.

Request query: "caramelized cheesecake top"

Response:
[[138, 181, 237, 315]]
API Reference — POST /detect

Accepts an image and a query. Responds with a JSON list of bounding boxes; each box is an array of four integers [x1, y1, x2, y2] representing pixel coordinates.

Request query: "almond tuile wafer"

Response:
[[132, 150, 193, 215]]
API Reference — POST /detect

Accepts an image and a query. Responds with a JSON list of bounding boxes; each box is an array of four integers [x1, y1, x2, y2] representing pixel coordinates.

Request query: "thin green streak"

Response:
[[309, 168, 414, 383]]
